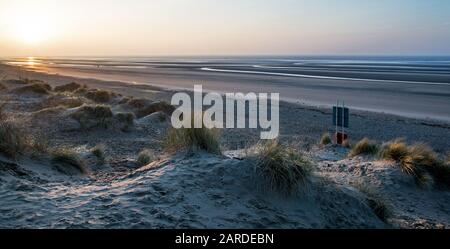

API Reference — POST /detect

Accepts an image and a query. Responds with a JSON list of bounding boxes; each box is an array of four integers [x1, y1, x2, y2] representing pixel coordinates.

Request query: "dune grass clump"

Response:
[[164, 126, 221, 155], [115, 112, 135, 131], [74, 87, 88, 95], [255, 140, 312, 195], [0, 119, 50, 159], [40, 95, 84, 109], [14, 83, 52, 95], [118, 96, 131, 105], [51, 148, 87, 174], [379, 138, 409, 162], [379, 139, 427, 185], [28, 133, 50, 155], [136, 149, 155, 166], [407, 144, 450, 188], [163, 112, 221, 154], [59, 98, 84, 108], [85, 89, 113, 103], [54, 82, 82, 92], [126, 98, 152, 109], [320, 132, 331, 145], [355, 183, 391, 222], [74, 105, 113, 117], [0, 121, 27, 159], [367, 196, 391, 222], [70, 105, 114, 129], [379, 139, 450, 188], [406, 144, 439, 174], [348, 138, 379, 157], [91, 144, 106, 165], [135, 101, 175, 118]]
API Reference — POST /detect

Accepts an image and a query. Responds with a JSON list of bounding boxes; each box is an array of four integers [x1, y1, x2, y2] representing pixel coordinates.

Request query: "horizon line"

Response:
[[2, 53, 450, 59]]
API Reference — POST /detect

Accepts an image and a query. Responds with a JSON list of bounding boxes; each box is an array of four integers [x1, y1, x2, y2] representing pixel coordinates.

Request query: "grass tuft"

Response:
[[379, 139, 449, 188], [348, 138, 378, 157], [54, 82, 82, 92], [320, 132, 331, 145], [379, 139, 427, 186], [27, 133, 50, 155], [14, 83, 52, 95], [0, 121, 26, 159], [0, 120, 50, 159], [136, 149, 155, 166], [70, 105, 114, 129], [91, 144, 106, 165], [408, 144, 439, 168], [354, 183, 391, 222], [115, 112, 135, 131], [85, 89, 113, 103], [51, 148, 88, 174], [40, 95, 84, 109], [164, 126, 221, 154], [407, 144, 450, 189], [74, 87, 88, 95], [379, 138, 409, 162], [255, 140, 311, 195], [126, 98, 152, 109], [135, 101, 175, 118], [164, 112, 221, 154]]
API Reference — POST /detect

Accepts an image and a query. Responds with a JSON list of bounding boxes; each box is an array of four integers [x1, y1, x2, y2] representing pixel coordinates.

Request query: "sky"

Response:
[[0, 0, 449, 56]]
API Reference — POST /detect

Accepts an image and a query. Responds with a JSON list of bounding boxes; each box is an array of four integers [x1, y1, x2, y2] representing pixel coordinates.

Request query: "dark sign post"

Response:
[[332, 107, 349, 127], [333, 101, 349, 145]]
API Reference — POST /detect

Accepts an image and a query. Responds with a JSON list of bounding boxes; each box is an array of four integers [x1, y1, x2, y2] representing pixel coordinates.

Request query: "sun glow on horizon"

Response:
[[26, 56, 37, 66]]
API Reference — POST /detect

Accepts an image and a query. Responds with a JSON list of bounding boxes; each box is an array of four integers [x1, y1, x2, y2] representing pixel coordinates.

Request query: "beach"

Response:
[[0, 61, 449, 229], [1, 61, 449, 152], [3, 56, 450, 122]]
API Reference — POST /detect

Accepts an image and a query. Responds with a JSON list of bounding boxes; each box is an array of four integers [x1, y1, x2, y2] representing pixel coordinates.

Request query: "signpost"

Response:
[[333, 101, 349, 145]]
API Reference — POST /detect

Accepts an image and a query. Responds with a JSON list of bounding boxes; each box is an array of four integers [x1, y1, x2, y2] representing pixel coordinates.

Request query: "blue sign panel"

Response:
[[333, 107, 349, 128]]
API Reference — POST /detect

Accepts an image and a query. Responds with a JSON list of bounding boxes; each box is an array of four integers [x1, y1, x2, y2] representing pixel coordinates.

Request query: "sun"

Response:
[[3, 3, 56, 45], [15, 13, 53, 44]]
